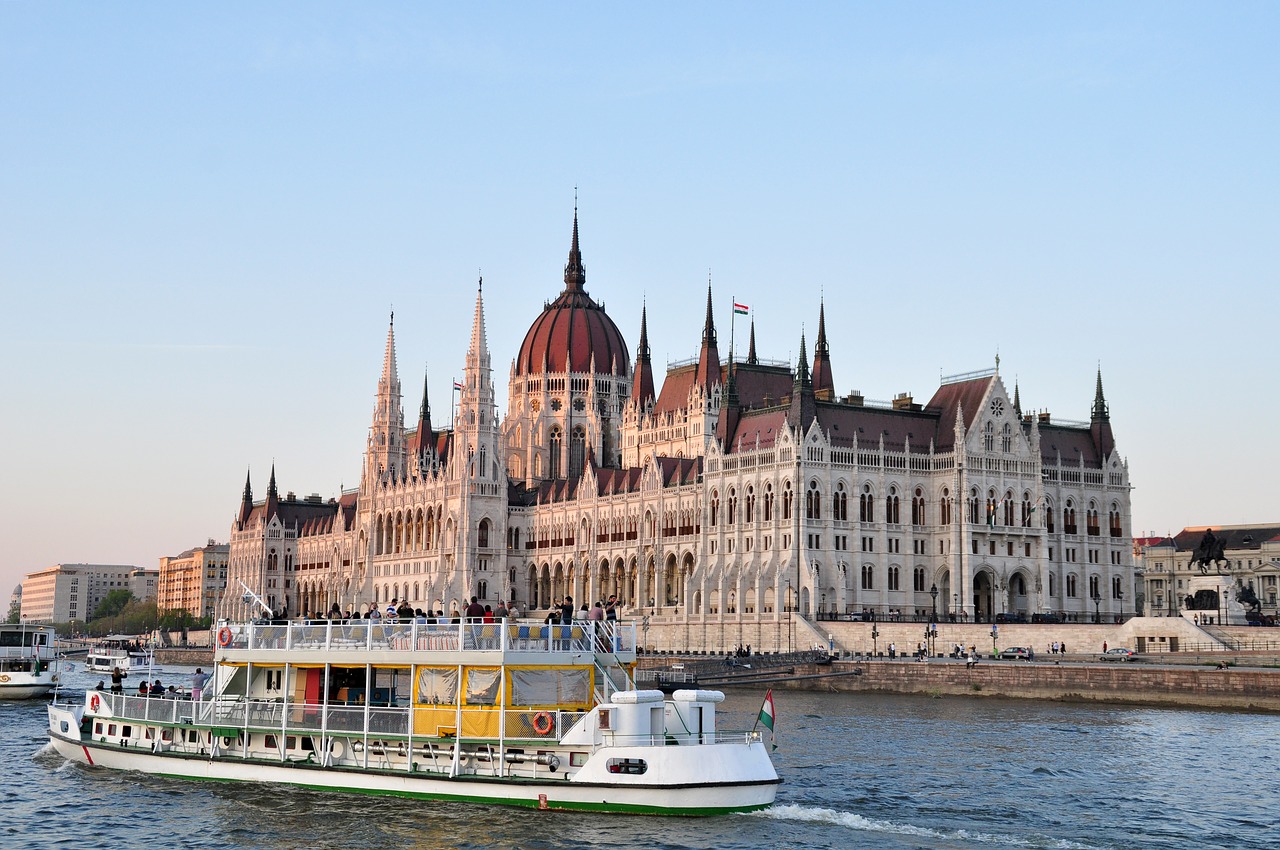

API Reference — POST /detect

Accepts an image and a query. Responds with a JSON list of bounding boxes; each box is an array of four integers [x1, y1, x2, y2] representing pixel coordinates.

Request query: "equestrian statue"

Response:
[[1190, 528, 1229, 575]]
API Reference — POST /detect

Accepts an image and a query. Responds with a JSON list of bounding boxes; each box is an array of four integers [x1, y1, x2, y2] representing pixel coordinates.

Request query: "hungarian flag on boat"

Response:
[[733, 302, 750, 315], [758, 688, 777, 750]]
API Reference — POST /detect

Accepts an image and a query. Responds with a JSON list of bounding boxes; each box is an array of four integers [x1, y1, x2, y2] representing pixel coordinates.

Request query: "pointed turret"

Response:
[[1013, 381, 1022, 418], [366, 311, 406, 481], [811, 299, 835, 401], [630, 301, 655, 407], [694, 283, 721, 392], [265, 463, 279, 520], [563, 208, 586, 293], [1091, 367, 1109, 422], [788, 329, 815, 430], [747, 317, 758, 365], [238, 468, 254, 525], [416, 364, 434, 462], [1090, 366, 1115, 457]]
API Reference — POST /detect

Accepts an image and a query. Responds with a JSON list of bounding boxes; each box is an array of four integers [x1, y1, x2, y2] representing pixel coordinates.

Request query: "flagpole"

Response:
[[728, 292, 736, 374]]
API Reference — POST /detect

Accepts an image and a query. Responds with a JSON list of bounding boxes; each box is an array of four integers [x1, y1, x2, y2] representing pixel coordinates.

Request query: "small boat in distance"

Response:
[[0, 623, 60, 700], [86, 635, 154, 673], [49, 617, 778, 814]]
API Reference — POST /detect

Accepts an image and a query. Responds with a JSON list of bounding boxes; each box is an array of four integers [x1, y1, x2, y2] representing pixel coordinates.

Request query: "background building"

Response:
[[158, 540, 229, 619], [219, 215, 1136, 641], [1139, 524, 1280, 622], [20, 563, 155, 623]]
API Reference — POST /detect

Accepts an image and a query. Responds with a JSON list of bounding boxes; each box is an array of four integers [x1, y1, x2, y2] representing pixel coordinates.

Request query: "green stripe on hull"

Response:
[[146, 770, 770, 815]]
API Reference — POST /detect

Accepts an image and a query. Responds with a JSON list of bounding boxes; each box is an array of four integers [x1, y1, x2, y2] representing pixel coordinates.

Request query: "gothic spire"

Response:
[[812, 298, 834, 401], [242, 468, 253, 502], [694, 281, 721, 392], [267, 463, 278, 499], [380, 312, 399, 391], [630, 301, 655, 407], [563, 206, 586, 293], [238, 468, 254, 526], [795, 329, 811, 388], [1092, 366, 1109, 422], [747, 316, 758, 365], [1013, 381, 1022, 417], [468, 277, 489, 363]]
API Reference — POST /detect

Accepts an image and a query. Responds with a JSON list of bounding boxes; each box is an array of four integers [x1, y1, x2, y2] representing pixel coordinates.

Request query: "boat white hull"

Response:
[[0, 680, 56, 700], [47, 706, 776, 815]]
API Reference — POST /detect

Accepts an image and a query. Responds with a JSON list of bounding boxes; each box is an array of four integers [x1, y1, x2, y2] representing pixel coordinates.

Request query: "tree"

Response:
[[92, 589, 135, 621]]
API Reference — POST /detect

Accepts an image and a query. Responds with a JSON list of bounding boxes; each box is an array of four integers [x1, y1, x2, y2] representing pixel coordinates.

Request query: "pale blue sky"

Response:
[[2, 3, 1276, 597]]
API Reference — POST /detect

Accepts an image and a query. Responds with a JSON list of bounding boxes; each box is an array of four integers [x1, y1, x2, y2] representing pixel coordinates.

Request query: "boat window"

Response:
[[570, 752, 588, 767], [606, 758, 647, 775], [416, 667, 458, 705], [464, 668, 501, 705], [108, 724, 117, 736], [94, 722, 103, 735], [510, 668, 591, 707]]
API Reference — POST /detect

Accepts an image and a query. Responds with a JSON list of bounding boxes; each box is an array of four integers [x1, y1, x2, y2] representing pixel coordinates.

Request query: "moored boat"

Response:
[[85, 636, 154, 674], [0, 623, 60, 700], [48, 617, 778, 814]]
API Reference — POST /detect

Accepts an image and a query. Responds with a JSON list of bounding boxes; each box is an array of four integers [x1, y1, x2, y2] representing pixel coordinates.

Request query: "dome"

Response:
[[515, 216, 630, 377]]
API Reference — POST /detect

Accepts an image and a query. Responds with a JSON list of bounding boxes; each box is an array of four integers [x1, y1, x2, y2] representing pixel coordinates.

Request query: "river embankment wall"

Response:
[[757, 660, 1280, 712]]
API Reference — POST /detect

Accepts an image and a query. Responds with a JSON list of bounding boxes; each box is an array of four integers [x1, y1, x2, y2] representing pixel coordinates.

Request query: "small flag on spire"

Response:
[[756, 689, 777, 751], [733, 302, 750, 316]]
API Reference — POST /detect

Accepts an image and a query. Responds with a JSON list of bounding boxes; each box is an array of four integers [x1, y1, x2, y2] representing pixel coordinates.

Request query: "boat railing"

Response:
[[225, 619, 637, 657], [95, 691, 592, 744]]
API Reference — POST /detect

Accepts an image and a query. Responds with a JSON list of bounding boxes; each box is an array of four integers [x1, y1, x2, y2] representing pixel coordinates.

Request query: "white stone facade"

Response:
[[217, 220, 1136, 634]]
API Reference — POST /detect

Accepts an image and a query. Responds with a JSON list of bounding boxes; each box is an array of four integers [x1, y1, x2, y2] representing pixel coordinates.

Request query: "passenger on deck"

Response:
[[110, 667, 127, 694], [465, 596, 485, 620]]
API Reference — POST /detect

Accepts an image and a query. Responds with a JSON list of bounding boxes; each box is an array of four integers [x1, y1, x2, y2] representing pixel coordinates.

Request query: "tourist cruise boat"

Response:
[[86, 636, 154, 673], [47, 618, 779, 814], [0, 623, 60, 700]]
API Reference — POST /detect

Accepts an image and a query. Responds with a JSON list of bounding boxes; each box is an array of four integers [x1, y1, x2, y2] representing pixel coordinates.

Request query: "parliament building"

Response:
[[219, 214, 1136, 643]]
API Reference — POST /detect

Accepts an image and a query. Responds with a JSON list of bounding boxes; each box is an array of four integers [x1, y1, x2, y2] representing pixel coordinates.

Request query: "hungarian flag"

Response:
[[733, 302, 749, 315], [757, 688, 777, 750], [453, 381, 463, 392]]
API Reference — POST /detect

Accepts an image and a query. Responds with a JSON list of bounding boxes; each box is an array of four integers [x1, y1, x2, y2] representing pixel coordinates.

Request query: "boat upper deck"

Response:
[[219, 618, 637, 662]]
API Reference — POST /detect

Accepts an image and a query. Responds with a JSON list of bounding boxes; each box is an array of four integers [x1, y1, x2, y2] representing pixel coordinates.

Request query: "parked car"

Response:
[[996, 612, 1027, 624], [1032, 612, 1063, 624], [998, 646, 1034, 660], [1100, 648, 1136, 662]]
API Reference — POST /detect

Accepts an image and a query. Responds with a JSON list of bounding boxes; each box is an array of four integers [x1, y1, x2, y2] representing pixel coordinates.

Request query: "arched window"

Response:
[[782, 481, 793, 519], [764, 483, 774, 522], [984, 421, 995, 451], [1001, 422, 1012, 453], [1066, 574, 1078, 598], [913, 566, 926, 592], [912, 488, 925, 526], [834, 482, 848, 521], [806, 481, 821, 520], [395, 511, 404, 553], [1045, 499, 1055, 533], [746, 486, 756, 523], [859, 484, 874, 523], [569, 427, 586, 479], [1064, 501, 1077, 535], [887, 566, 900, 591], [1086, 502, 1100, 536], [375, 515, 385, 555], [710, 491, 720, 527], [478, 518, 491, 548], [1021, 494, 1032, 527], [886, 486, 900, 524], [968, 489, 980, 525], [549, 428, 562, 479], [1003, 490, 1015, 526], [986, 490, 998, 528], [728, 488, 738, 524], [861, 564, 875, 590], [1109, 504, 1122, 538], [1048, 573, 1056, 596], [940, 488, 951, 526]]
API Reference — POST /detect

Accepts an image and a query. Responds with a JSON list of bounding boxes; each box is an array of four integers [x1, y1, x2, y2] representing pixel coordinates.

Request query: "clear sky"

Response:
[[2, 3, 1276, 598]]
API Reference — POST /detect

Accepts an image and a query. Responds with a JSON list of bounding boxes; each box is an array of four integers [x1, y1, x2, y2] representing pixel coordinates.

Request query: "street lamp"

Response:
[[871, 624, 880, 656], [821, 592, 826, 621], [786, 580, 793, 614], [929, 583, 939, 623], [990, 623, 999, 657], [1092, 589, 1102, 624]]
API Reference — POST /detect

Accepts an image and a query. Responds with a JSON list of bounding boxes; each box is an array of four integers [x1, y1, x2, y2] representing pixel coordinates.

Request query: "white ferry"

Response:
[[0, 624, 60, 700], [48, 618, 779, 815], [86, 636, 154, 673]]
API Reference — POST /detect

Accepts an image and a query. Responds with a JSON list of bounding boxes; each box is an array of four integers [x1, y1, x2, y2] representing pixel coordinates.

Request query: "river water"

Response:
[[5, 664, 1277, 849]]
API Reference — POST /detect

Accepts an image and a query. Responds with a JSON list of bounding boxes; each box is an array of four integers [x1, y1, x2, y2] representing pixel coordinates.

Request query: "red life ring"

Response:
[[532, 711, 554, 735], [217, 627, 233, 647], [90, 694, 101, 712]]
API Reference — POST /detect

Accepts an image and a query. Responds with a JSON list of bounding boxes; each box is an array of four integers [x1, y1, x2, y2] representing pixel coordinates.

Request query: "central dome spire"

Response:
[[564, 206, 586, 293]]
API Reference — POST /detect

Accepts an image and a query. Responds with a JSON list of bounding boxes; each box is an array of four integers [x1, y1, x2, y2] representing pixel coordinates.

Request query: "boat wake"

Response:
[[748, 804, 1101, 849]]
